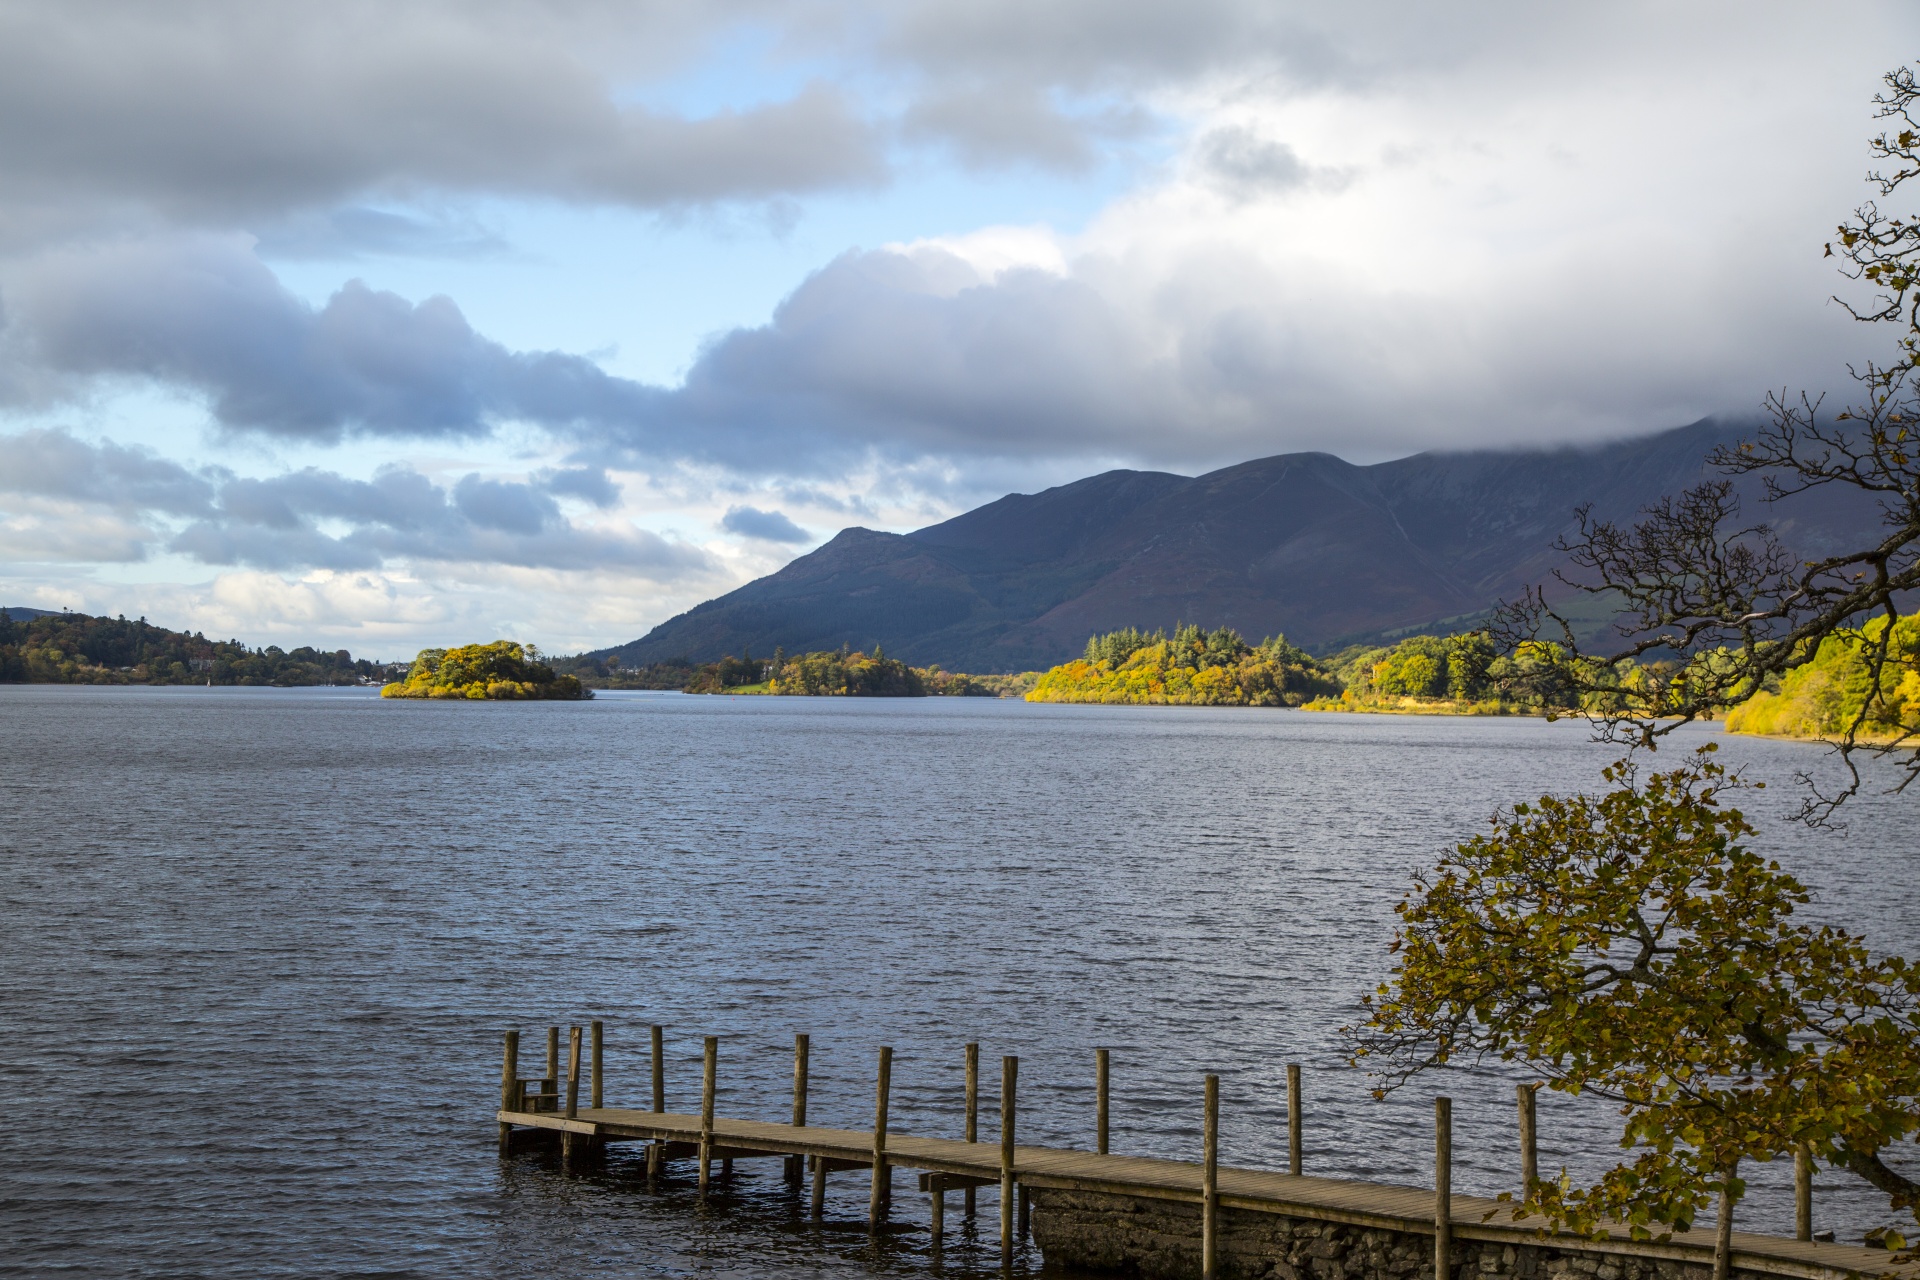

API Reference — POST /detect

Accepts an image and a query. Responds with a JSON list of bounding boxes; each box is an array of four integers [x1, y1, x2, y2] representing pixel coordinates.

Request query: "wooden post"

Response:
[[590, 1020, 603, 1110], [1794, 1145, 1812, 1242], [1018, 1183, 1031, 1242], [787, 1033, 809, 1184], [1713, 1164, 1738, 1280], [1000, 1055, 1018, 1256], [1203, 1074, 1219, 1280], [498, 1029, 519, 1155], [811, 1154, 827, 1219], [930, 1172, 945, 1243], [566, 1026, 582, 1118], [562, 1026, 583, 1167], [869, 1045, 893, 1229], [1096, 1047, 1110, 1155], [650, 1024, 665, 1112], [964, 1042, 979, 1218], [1517, 1082, 1537, 1201], [1434, 1097, 1452, 1280], [698, 1035, 717, 1194], [545, 1026, 559, 1111], [1287, 1063, 1302, 1175]]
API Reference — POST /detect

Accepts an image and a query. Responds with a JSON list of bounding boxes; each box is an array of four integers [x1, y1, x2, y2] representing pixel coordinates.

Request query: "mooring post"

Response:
[[1287, 1063, 1302, 1175], [1794, 1144, 1813, 1242], [545, 1026, 559, 1111], [1434, 1097, 1452, 1280], [698, 1035, 717, 1195], [650, 1024, 666, 1112], [964, 1042, 980, 1219], [1517, 1082, 1537, 1201], [1714, 1162, 1738, 1280], [1096, 1047, 1110, 1155], [811, 1151, 827, 1219], [590, 1020, 603, 1110], [786, 1033, 809, 1184], [1000, 1054, 1018, 1256], [498, 1029, 520, 1155], [1203, 1074, 1220, 1280], [562, 1026, 583, 1167], [647, 1023, 666, 1180], [868, 1045, 893, 1229], [930, 1172, 945, 1243]]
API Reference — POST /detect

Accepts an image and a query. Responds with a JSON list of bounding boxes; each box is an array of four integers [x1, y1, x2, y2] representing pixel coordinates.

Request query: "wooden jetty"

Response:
[[494, 1022, 1920, 1280]]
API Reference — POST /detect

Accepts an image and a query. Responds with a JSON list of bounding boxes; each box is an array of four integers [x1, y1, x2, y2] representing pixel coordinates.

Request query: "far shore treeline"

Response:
[[0, 609, 393, 686], [8, 606, 1895, 743]]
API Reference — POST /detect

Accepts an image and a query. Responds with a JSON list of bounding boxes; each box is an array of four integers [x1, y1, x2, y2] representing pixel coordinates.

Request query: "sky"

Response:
[[2, 1, 1917, 658]]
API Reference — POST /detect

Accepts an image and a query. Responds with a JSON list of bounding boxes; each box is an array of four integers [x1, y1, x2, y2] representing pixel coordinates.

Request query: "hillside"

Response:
[[0, 610, 391, 685], [598, 420, 1886, 673]]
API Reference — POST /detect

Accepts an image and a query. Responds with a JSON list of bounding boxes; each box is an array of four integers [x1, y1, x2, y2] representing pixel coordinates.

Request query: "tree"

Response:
[[1498, 64, 1920, 819], [1348, 750, 1920, 1264]]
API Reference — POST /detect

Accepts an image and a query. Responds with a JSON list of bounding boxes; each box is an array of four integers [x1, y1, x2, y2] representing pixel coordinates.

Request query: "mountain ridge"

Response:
[[598, 420, 1884, 673]]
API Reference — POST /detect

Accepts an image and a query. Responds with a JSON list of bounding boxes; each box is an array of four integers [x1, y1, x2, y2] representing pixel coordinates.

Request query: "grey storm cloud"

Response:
[[0, 3, 884, 238], [0, 0, 1500, 244], [0, 428, 713, 576], [720, 505, 812, 543], [4, 237, 665, 444], [1, 426, 216, 515]]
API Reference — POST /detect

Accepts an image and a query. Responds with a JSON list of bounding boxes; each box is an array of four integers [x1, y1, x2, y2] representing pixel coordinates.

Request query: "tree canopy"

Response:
[[380, 641, 588, 700], [1349, 749, 1920, 1244], [1031, 624, 1339, 706]]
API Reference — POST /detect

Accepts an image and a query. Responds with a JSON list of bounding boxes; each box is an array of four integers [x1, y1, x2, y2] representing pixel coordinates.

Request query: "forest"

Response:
[[381, 641, 588, 700], [1723, 615, 1920, 742], [557, 646, 1026, 696], [1309, 631, 1583, 714], [1027, 625, 1342, 705], [0, 609, 391, 686]]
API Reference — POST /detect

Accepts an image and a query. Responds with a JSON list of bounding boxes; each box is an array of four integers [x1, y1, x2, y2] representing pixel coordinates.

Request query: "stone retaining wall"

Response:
[[1029, 1189, 1782, 1280]]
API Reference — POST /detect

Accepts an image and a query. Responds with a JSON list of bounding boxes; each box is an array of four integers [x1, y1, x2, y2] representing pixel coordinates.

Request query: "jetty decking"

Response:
[[493, 1023, 1919, 1280]]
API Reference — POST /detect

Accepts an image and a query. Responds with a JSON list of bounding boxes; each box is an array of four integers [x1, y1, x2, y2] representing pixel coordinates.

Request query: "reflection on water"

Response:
[[2, 686, 1914, 1278]]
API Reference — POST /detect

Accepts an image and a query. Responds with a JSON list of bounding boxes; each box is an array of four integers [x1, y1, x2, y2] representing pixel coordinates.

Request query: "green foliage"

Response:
[[1315, 632, 1580, 714], [1349, 749, 1920, 1239], [1726, 614, 1920, 744], [1032, 624, 1340, 706], [380, 641, 588, 700], [0, 610, 386, 686], [767, 647, 925, 696]]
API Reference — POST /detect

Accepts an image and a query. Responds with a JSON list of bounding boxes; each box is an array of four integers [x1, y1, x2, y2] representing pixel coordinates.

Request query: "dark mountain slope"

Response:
[[603, 419, 1885, 672]]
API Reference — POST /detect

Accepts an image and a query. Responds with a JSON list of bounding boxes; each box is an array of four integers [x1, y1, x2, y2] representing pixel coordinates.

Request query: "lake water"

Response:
[[3, 686, 1916, 1279]]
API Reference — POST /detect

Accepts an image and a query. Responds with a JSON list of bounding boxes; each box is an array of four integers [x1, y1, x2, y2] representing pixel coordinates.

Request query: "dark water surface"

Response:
[[3, 686, 1915, 1278]]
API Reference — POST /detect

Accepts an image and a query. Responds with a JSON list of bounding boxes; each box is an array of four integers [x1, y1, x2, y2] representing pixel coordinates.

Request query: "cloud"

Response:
[[720, 504, 812, 543], [0, 429, 716, 578], [3, 236, 663, 444], [1192, 127, 1346, 200], [535, 465, 622, 508], [0, 426, 215, 514], [0, 3, 884, 243]]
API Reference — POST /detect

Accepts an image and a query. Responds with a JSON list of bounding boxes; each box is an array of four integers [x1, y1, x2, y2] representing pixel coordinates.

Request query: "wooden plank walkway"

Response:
[[496, 1104, 1917, 1280], [494, 1026, 1919, 1280]]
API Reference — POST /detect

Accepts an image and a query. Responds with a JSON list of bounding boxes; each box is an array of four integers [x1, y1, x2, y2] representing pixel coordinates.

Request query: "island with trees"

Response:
[[555, 645, 1036, 697], [1026, 624, 1339, 705], [381, 641, 588, 700]]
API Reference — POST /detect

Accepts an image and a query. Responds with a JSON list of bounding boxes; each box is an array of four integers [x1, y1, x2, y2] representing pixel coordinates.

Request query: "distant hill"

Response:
[[597, 420, 1886, 673], [1, 606, 58, 621]]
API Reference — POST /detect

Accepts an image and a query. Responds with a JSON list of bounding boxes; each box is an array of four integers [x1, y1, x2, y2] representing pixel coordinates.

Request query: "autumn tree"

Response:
[[1348, 750, 1920, 1268]]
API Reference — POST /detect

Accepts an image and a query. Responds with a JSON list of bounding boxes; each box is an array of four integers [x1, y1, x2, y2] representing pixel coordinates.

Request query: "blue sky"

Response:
[[2, 1, 1915, 658]]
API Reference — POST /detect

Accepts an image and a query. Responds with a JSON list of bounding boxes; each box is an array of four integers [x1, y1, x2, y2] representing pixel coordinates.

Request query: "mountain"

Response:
[[599, 420, 1886, 673], [1, 606, 59, 622]]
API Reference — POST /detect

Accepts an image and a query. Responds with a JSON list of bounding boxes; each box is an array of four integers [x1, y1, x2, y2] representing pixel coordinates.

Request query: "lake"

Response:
[[3, 686, 1915, 1278]]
